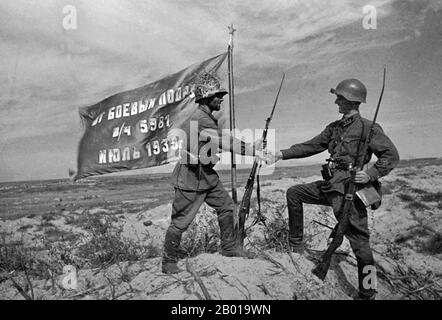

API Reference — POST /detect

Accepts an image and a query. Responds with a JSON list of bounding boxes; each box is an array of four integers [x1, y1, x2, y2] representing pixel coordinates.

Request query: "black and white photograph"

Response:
[[0, 0, 441, 305]]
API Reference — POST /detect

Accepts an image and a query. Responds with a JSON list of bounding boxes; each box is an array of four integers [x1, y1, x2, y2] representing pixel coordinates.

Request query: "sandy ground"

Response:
[[0, 161, 441, 300]]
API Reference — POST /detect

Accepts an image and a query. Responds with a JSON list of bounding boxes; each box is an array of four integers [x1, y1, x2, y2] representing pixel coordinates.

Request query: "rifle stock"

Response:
[[236, 159, 260, 246], [312, 67, 386, 280]]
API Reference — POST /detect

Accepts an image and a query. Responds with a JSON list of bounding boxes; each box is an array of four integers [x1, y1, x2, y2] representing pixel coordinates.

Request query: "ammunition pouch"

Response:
[[321, 164, 333, 181], [356, 180, 382, 210]]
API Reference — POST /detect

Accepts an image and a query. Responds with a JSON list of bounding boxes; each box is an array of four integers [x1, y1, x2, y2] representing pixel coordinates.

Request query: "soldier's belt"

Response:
[[329, 162, 350, 170]]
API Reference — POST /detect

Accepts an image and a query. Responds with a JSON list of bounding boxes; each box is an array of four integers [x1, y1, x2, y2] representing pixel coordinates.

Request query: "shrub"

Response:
[[405, 201, 430, 210], [398, 193, 414, 202], [256, 202, 290, 252], [421, 192, 442, 202], [396, 171, 417, 178], [76, 215, 159, 268], [261, 217, 290, 251], [410, 187, 428, 195], [181, 208, 220, 257], [0, 237, 48, 279], [422, 233, 442, 255]]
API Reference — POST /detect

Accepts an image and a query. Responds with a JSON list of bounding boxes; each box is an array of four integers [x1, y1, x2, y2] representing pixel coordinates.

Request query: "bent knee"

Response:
[[169, 219, 191, 233], [287, 185, 303, 203]]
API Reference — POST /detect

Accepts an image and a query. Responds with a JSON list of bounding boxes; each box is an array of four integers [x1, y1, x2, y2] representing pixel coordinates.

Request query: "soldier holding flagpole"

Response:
[[162, 71, 265, 274], [161, 25, 267, 274]]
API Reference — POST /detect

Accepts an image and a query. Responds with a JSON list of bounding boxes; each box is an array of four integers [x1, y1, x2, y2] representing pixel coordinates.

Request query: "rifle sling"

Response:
[[324, 119, 365, 255]]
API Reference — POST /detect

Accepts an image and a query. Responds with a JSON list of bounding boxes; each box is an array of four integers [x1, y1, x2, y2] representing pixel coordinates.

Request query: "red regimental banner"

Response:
[[73, 53, 227, 181]]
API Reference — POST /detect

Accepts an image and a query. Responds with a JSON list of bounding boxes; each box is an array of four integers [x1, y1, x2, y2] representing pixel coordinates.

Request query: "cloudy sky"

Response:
[[1, 0, 442, 182]]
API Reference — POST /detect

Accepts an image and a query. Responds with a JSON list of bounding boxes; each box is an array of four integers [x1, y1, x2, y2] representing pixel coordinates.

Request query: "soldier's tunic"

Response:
[[282, 112, 399, 297], [163, 105, 254, 263]]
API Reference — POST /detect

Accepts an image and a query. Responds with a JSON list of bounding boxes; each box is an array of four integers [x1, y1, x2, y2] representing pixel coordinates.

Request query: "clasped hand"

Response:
[[254, 150, 281, 165], [253, 138, 281, 165], [355, 170, 370, 184]]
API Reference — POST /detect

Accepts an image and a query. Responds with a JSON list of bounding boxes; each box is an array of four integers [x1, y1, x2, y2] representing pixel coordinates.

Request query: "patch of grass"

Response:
[[422, 233, 442, 255], [17, 224, 33, 232], [2, 213, 161, 284], [405, 201, 431, 210], [410, 187, 428, 195], [0, 236, 49, 279], [47, 241, 86, 271], [64, 214, 92, 227], [421, 192, 442, 202], [394, 234, 412, 244], [181, 208, 220, 257], [390, 263, 441, 300], [261, 217, 290, 251], [395, 226, 431, 244], [396, 171, 418, 178], [398, 193, 414, 202], [113, 208, 125, 215], [394, 224, 442, 256], [256, 201, 290, 252], [76, 215, 159, 268], [41, 212, 58, 222], [393, 179, 411, 189], [43, 227, 75, 242], [35, 220, 56, 232]]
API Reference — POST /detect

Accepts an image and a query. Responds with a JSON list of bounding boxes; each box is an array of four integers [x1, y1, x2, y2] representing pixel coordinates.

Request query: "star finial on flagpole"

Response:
[[228, 24, 236, 35], [228, 24, 236, 47]]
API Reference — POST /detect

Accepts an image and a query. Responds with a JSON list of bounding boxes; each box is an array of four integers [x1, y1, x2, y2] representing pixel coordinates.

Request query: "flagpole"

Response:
[[227, 24, 238, 206]]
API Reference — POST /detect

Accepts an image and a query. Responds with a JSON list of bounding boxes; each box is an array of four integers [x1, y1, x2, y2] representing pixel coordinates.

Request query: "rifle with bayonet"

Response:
[[312, 67, 386, 280], [235, 74, 285, 247]]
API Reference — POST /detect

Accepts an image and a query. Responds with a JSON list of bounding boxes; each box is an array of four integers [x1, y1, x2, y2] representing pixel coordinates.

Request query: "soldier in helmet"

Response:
[[162, 73, 264, 274], [266, 78, 399, 299]]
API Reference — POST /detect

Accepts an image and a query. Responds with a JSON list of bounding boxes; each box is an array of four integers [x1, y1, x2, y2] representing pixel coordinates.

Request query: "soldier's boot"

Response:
[[288, 206, 306, 253], [161, 227, 183, 274], [355, 253, 377, 300], [355, 291, 377, 300], [219, 215, 256, 259]]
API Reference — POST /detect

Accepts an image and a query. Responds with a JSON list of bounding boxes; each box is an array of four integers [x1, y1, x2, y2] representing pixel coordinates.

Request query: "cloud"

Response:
[[0, 0, 399, 138], [1, 0, 441, 181]]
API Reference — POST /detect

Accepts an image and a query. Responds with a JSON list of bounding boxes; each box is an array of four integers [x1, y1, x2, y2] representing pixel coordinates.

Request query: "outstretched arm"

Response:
[[199, 127, 257, 157], [266, 125, 332, 164]]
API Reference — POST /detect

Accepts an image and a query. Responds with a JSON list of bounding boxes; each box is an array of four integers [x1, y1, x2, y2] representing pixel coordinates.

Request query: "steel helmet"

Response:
[[194, 73, 228, 103], [330, 79, 367, 103]]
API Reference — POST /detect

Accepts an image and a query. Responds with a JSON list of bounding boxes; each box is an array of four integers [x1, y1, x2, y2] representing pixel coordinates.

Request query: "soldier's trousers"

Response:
[[163, 181, 237, 263], [286, 180, 377, 297]]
